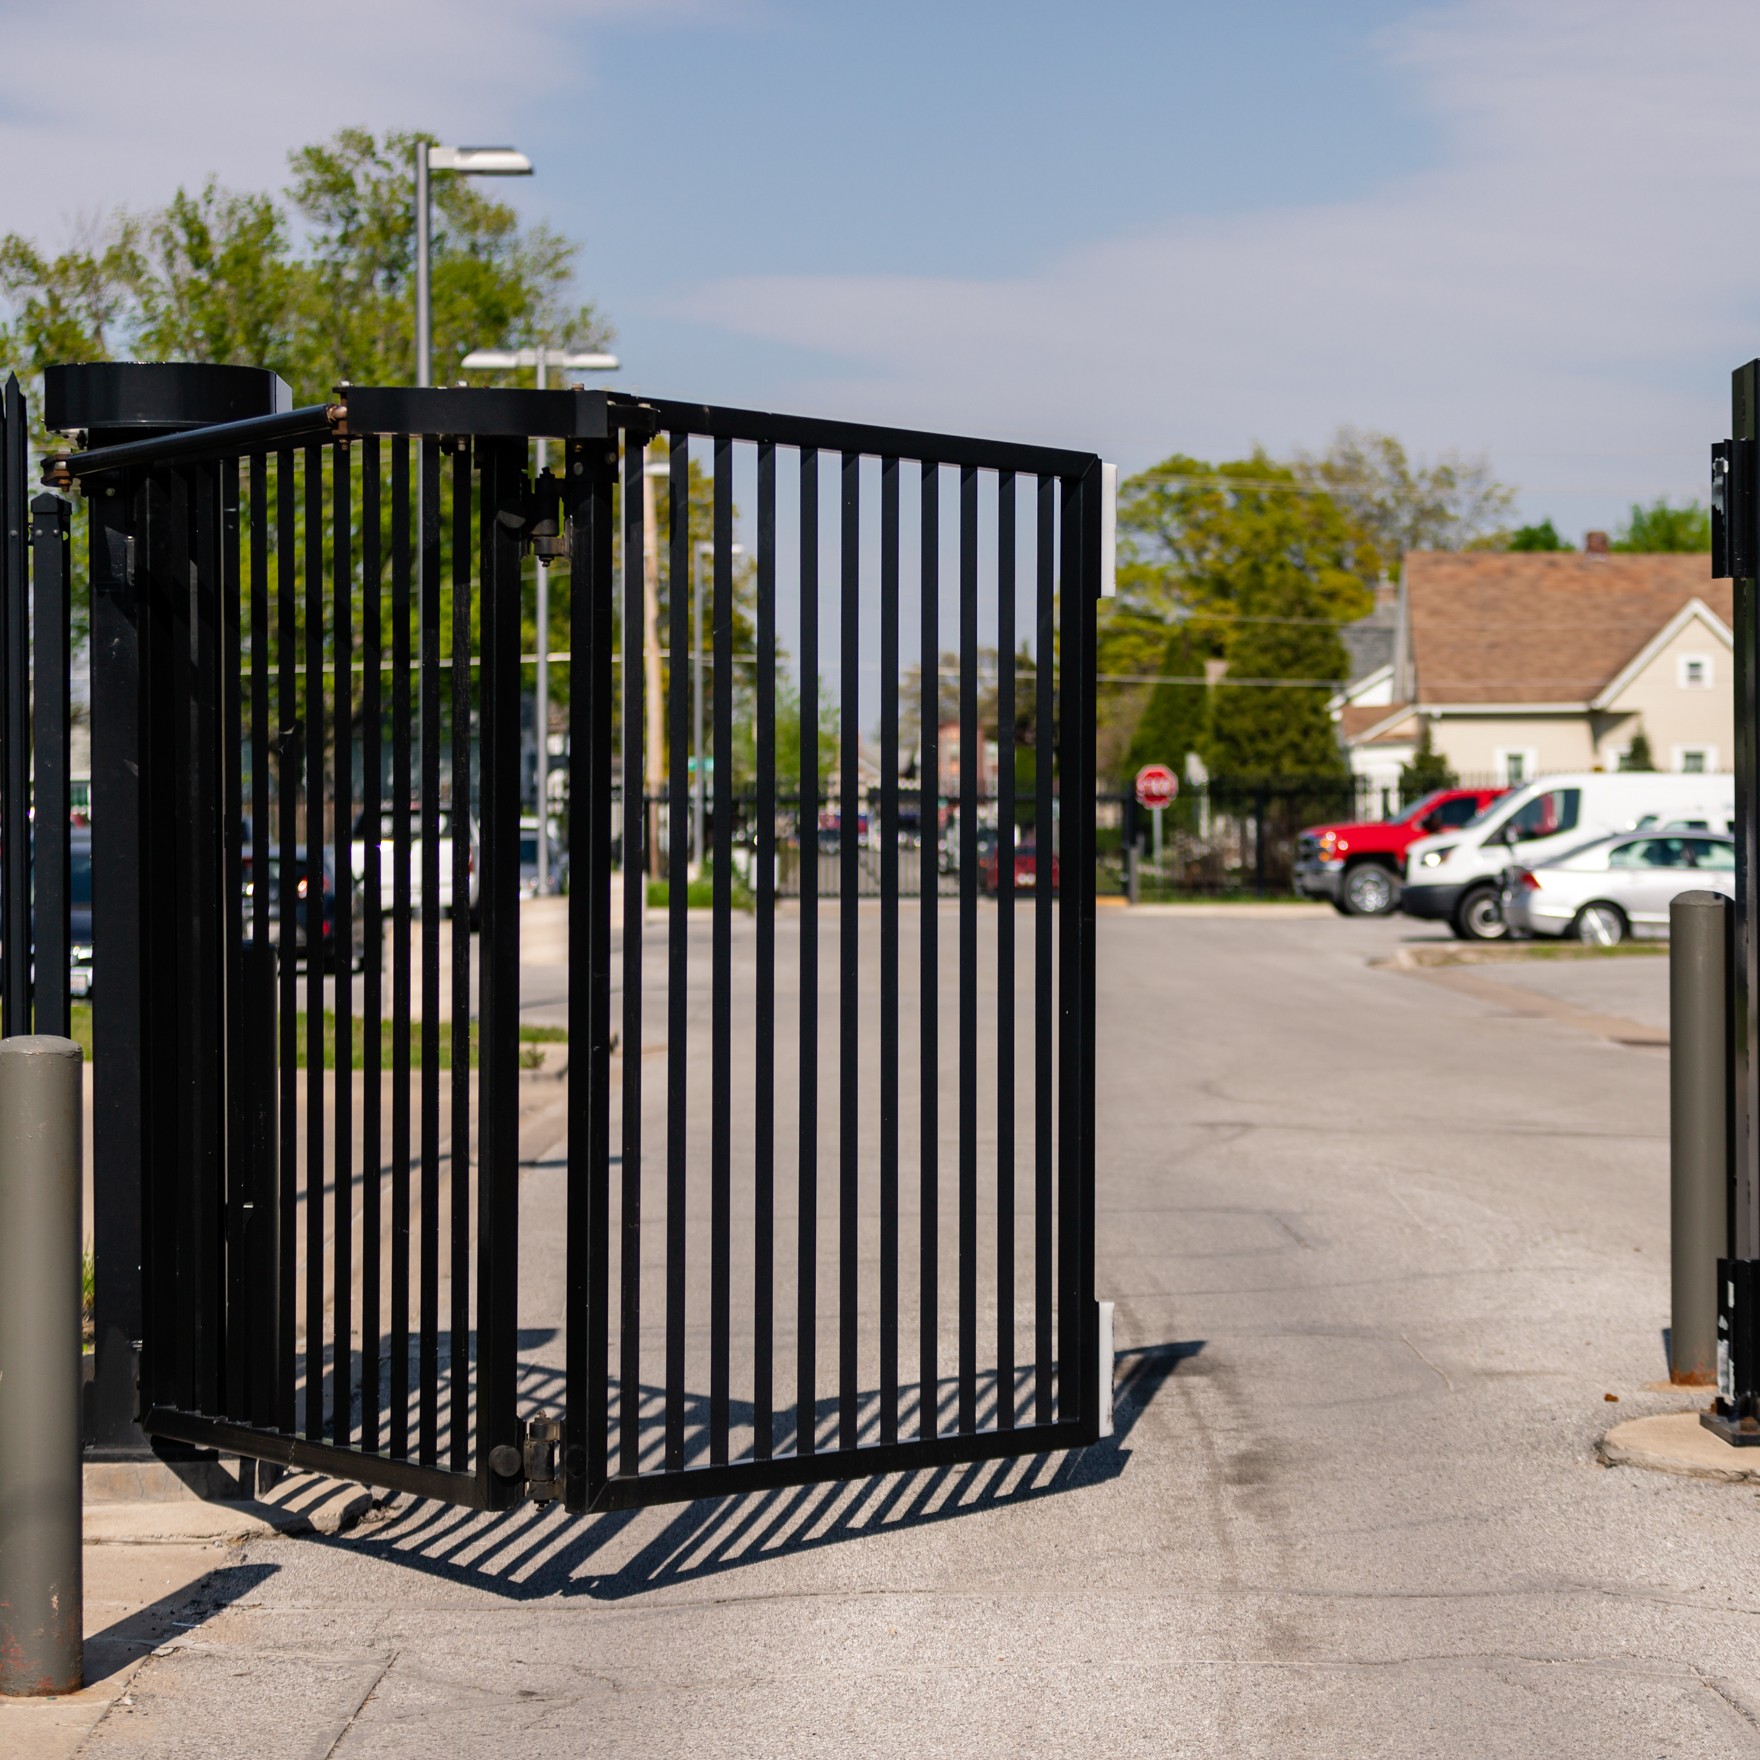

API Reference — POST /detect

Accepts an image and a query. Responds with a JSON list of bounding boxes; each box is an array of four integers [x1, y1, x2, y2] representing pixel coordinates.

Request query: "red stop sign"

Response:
[[1135, 764, 1178, 811]]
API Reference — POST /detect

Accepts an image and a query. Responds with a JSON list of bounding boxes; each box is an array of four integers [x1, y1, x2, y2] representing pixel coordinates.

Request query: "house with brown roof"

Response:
[[1332, 538, 1731, 792]]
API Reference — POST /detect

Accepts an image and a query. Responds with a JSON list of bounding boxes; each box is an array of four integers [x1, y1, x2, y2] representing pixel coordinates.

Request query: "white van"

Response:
[[1399, 771, 1736, 940]]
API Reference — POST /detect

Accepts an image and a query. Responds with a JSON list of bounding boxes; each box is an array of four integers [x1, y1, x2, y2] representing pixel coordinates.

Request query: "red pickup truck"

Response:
[[1294, 786, 1505, 916]]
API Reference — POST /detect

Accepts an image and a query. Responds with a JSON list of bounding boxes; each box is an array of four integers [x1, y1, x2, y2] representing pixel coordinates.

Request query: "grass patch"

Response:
[[66, 1002, 563, 1068]]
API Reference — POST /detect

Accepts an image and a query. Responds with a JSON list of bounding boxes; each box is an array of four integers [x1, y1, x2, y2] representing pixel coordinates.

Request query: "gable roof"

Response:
[[1404, 552, 1729, 706], [1339, 703, 1416, 744]]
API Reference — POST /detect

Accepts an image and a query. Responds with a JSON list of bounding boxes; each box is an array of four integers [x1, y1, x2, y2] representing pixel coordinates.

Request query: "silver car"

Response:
[[1501, 831, 1734, 944]]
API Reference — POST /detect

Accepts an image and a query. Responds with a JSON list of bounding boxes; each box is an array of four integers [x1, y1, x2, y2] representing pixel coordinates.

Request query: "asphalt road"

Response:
[[82, 911, 1760, 1759]]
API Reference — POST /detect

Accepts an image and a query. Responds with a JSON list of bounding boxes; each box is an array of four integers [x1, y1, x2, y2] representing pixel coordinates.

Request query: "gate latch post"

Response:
[[521, 1411, 564, 1504], [1711, 438, 1755, 578]]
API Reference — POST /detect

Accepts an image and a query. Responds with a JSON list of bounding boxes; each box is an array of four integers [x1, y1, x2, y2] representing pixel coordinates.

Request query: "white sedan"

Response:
[[1501, 831, 1734, 944]]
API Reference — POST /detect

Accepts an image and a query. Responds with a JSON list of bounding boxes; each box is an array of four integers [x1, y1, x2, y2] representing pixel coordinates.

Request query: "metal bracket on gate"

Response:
[[521, 1411, 564, 1504], [526, 470, 566, 565], [1712, 438, 1755, 578]]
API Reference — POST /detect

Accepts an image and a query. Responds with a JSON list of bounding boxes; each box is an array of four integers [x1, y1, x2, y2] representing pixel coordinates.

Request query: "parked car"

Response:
[[242, 846, 367, 972], [978, 840, 1060, 895], [350, 805, 480, 924], [1401, 771, 1738, 941], [1502, 830, 1734, 943], [69, 828, 93, 997], [1293, 787, 1504, 917]]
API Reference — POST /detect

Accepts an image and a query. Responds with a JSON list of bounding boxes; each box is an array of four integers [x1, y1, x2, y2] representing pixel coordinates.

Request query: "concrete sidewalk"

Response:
[[18, 910, 1760, 1757]]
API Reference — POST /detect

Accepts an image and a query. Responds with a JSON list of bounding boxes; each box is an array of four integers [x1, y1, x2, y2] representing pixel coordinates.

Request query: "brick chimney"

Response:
[[1585, 530, 1610, 555]]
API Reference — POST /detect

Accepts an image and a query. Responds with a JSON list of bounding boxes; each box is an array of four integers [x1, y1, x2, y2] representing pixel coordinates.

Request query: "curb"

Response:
[[83, 1465, 390, 1544]]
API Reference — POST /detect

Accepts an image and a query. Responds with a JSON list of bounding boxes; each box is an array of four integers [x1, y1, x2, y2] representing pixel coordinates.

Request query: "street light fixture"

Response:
[[414, 144, 534, 388], [461, 344, 622, 892]]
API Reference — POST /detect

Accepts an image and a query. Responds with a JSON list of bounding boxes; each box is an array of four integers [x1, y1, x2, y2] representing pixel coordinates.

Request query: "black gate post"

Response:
[[47, 363, 292, 1454], [1707, 375, 1760, 1440]]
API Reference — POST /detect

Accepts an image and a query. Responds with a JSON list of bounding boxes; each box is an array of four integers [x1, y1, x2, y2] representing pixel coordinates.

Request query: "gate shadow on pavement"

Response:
[[83, 1563, 280, 1684], [319, 1340, 1202, 1601]]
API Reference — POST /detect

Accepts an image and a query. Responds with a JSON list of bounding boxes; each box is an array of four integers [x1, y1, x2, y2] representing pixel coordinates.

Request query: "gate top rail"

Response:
[[45, 379, 1099, 485]]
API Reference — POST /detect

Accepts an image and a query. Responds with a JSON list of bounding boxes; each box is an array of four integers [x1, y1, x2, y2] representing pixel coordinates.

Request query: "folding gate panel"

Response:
[[565, 398, 1102, 1511], [28, 371, 1099, 1514]]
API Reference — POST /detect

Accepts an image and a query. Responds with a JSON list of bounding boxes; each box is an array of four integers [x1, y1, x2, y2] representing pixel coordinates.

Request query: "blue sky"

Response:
[[3, 0, 1757, 537]]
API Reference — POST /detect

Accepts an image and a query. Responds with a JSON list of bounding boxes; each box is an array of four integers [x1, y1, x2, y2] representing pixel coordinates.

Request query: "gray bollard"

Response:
[[0, 1035, 84, 1695], [1670, 891, 1730, 1386]]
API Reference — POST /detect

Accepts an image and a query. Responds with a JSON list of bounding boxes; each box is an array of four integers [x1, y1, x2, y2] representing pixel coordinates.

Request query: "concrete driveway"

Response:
[[61, 910, 1760, 1759]]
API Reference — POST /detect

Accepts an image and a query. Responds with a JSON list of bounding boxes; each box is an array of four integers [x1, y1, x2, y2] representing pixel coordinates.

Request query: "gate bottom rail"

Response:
[[581, 1418, 1095, 1513], [144, 1407, 494, 1508]]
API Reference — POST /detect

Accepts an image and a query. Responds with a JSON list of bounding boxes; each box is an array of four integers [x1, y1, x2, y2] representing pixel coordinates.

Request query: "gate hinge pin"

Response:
[[522, 1410, 564, 1504]]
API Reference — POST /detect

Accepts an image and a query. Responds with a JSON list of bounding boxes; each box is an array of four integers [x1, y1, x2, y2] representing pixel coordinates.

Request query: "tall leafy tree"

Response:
[[1295, 427, 1514, 573], [1115, 451, 1370, 783]]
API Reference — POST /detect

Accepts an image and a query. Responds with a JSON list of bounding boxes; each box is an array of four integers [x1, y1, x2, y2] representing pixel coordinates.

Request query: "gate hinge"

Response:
[[525, 469, 567, 566], [521, 1410, 564, 1503], [1712, 438, 1755, 578]]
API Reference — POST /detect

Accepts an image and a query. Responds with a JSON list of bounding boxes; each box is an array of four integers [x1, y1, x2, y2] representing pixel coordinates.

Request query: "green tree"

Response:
[[1504, 518, 1573, 552], [1612, 498, 1711, 553], [1117, 451, 1369, 783], [0, 127, 612, 403], [1123, 623, 1207, 785], [1295, 427, 1515, 575], [1398, 719, 1456, 800], [1620, 727, 1655, 771]]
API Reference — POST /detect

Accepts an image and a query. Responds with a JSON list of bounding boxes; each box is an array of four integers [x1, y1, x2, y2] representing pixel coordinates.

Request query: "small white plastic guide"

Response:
[[1097, 1299, 1115, 1437], [1100, 462, 1118, 597]]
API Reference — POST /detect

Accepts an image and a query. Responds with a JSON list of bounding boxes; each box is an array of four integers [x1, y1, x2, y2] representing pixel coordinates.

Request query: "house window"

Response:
[[1673, 745, 1716, 774], [1679, 654, 1714, 690], [1495, 747, 1537, 786]]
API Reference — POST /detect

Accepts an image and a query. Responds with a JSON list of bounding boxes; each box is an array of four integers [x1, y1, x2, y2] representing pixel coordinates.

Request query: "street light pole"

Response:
[[414, 145, 534, 387]]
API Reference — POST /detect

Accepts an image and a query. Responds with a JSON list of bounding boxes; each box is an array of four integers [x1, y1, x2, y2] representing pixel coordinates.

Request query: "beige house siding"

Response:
[[1594, 611, 1733, 771], [1428, 712, 1596, 782]]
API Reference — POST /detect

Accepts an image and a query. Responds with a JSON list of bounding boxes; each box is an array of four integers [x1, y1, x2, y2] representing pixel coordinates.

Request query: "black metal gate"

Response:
[[2, 363, 1103, 1514]]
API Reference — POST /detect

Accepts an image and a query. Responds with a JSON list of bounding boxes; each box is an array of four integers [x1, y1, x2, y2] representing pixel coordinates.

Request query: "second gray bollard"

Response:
[[0, 1035, 85, 1696], [1670, 891, 1730, 1386]]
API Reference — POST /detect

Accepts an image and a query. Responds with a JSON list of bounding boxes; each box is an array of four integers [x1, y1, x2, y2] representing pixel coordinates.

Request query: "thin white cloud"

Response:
[[0, 1, 660, 245], [669, 0, 1760, 516]]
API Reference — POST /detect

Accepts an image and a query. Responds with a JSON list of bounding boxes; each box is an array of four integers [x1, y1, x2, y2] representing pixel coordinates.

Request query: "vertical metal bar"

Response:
[[1057, 471, 1094, 1425], [619, 432, 646, 1478], [29, 494, 71, 1039], [389, 438, 414, 1459], [220, 460, 246, 1420], [838, 447, 859, 1449], [303, 445, 326, 1440], [753, 441, 777, 1462], [797, 445, 819, 1456], [418, 437, 442, 1465], [957, 464, 978, 1436], [565, 433, 615, 1509], [711, 435, 734, 1464], [179, 464, 223, 1417], [248, 452, 278, 1430], [476, 439, 524, 1506], [919, 459, 939, 1443], [2, 376, 28, 1034], [1735, 363, 1760, 1264], [449, 441, 472, 1470], [1034, 475, 1055, 1425], [664, 437, 689, 1472], [359, 439, 382, 1452], [275, 453, 299, 1435], [87, 464, 148, 1451], [879, 456, 900, 1446], [1073, 462, 1102, 1436], [332, 442, 355, 1447], [996, 470, 1016, 1429]]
